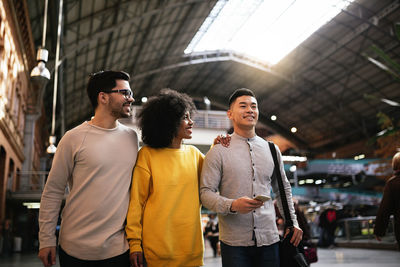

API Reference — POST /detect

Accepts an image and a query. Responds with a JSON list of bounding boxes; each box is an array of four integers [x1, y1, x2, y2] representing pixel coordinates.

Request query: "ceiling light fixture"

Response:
[[47, 0, 64, 154], [31, 49, 50, 80], [30, 0, 50, 81], [282, 155, 307, 162], [289, 165, 297, 172], [204, 96, 211, 106], [46, 136, 57, 154]]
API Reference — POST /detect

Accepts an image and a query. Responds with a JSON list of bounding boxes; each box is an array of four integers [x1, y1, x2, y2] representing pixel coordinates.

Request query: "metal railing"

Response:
[[131, 107, 231, 130], [16, 171, 49, 192], [336, 216, 396, 242], [192, 110, 231, 129], [9, 171, 71, 200]]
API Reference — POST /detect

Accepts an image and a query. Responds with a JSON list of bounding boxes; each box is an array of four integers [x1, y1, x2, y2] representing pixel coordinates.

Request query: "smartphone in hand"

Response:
[[253, 195, 271, 202]]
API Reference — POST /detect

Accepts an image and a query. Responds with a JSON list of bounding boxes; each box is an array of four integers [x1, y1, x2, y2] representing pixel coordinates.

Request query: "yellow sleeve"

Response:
[[198, 151, 205, 179], [125, 158, 151, 253]]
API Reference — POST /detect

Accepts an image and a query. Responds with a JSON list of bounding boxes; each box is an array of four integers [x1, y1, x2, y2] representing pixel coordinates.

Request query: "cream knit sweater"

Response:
[[39, 121, 138, 260]]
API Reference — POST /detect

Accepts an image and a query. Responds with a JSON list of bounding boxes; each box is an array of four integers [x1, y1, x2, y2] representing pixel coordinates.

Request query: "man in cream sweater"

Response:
[[38, 71, 138, 267]]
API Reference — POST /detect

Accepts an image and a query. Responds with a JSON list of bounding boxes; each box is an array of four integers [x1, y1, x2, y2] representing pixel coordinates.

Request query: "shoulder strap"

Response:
[[268, 141, 293, 228]]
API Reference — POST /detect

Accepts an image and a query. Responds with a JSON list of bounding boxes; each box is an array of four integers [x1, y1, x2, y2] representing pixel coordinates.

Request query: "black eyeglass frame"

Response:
[[102, 89, 134, 99]]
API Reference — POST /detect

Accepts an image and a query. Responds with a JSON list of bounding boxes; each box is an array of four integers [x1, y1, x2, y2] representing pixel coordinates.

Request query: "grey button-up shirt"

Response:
[[200, 133, 298, 247]]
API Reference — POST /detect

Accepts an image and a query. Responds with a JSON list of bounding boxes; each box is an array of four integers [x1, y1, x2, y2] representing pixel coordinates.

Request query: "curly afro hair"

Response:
[[138, 89, 196, 148]]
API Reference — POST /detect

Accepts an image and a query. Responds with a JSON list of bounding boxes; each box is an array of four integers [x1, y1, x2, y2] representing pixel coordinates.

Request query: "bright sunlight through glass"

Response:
[[185, 0, 354, 65]]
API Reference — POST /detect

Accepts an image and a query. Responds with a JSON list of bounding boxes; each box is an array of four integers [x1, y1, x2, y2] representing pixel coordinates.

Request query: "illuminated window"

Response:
[[12, 89, 19, 121], [18, 104, 25, 133], [0, 1, 24, 124], [7, 158, 14, 190], [185, 0, 354, 65]]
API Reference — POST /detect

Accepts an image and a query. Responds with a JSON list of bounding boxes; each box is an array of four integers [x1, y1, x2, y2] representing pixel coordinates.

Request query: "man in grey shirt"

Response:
[[200, 88, 303, 267]]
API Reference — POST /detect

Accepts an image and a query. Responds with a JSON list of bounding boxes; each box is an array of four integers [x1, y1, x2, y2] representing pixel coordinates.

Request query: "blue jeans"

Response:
[[220, 241, 280, 267]]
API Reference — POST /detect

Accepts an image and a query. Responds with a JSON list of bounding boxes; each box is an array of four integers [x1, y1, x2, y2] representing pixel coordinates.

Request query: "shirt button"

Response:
[[253, 178, 255, 181], [248, 139, 250, 141], [253, 194, 256, 197], [252, 163, 255, 166], [253, 210, 256, 213], [250, 149, 252, 151], [254, 226, 256, 229]]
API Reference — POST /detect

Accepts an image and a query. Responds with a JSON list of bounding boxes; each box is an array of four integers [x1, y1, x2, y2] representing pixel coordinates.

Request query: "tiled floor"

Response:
[[203, 244, 400, 267], [0, 245, 399, 267]]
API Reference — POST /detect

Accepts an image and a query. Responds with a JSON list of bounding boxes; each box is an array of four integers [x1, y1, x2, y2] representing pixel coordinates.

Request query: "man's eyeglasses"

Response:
[[103, 89, 134, 99]]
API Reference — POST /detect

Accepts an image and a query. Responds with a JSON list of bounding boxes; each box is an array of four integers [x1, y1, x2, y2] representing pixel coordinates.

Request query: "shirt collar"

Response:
[[232, 132, 257, 142]]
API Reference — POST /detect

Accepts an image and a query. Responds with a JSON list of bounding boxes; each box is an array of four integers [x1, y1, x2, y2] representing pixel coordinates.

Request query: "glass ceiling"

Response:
[[185, 0, 354, 65]]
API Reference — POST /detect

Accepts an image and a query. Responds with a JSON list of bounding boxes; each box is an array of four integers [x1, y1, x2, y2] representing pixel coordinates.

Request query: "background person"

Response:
[[1, 219, 13, 257], [374, 151, 400, 250], [205, 213, 220, 257], [275, 198, 311, 241], [318, 206, 337, 248]]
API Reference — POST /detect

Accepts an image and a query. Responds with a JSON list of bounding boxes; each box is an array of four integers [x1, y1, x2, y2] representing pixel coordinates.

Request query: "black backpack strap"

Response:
[[268, 141, 293, 228]]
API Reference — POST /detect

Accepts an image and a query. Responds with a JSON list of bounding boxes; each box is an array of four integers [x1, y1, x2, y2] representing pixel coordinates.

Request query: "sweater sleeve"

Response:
[[39, 133, 75, 249], [374, 180, 394, 237], [126, 154, 151, 253]]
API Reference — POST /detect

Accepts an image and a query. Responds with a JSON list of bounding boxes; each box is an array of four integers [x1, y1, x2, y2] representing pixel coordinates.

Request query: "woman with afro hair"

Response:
[[126, 89, 205, 267]]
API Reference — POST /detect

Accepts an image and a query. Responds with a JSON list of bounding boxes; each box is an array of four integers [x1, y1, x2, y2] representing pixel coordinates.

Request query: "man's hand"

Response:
[[38, 246, 56, 267], [130, 251, 144, 267], [284, 226, 303, 247], [213, 134, 231, 147], [375, 235, 382, 241], [231, 197, 263, 214]]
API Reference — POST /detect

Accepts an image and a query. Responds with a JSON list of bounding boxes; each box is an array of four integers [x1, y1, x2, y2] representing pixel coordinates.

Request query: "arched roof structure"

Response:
[[25, 0, 400, 156]]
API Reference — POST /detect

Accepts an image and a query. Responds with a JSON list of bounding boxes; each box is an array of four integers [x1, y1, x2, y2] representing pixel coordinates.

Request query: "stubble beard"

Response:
[[109, 100, 131, 119]]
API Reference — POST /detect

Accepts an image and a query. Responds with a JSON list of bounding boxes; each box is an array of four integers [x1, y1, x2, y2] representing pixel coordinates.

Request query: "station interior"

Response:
[[0, 0, 400, 266]]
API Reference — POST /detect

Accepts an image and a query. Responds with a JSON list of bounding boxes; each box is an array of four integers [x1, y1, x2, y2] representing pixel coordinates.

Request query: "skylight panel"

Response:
[[185, 0, 354, 65]]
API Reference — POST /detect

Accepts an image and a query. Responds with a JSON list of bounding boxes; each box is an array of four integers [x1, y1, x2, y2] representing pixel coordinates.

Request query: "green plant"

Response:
[[373, 112, 400, 158], [364, 22, 400, 81], [363, 22, 400, 159]]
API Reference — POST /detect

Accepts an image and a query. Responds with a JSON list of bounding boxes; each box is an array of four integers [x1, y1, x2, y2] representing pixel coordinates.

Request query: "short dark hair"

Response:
[[228, 88, 256, 107], [138, 88, 196, 148], [86, 70, 130, 109]]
